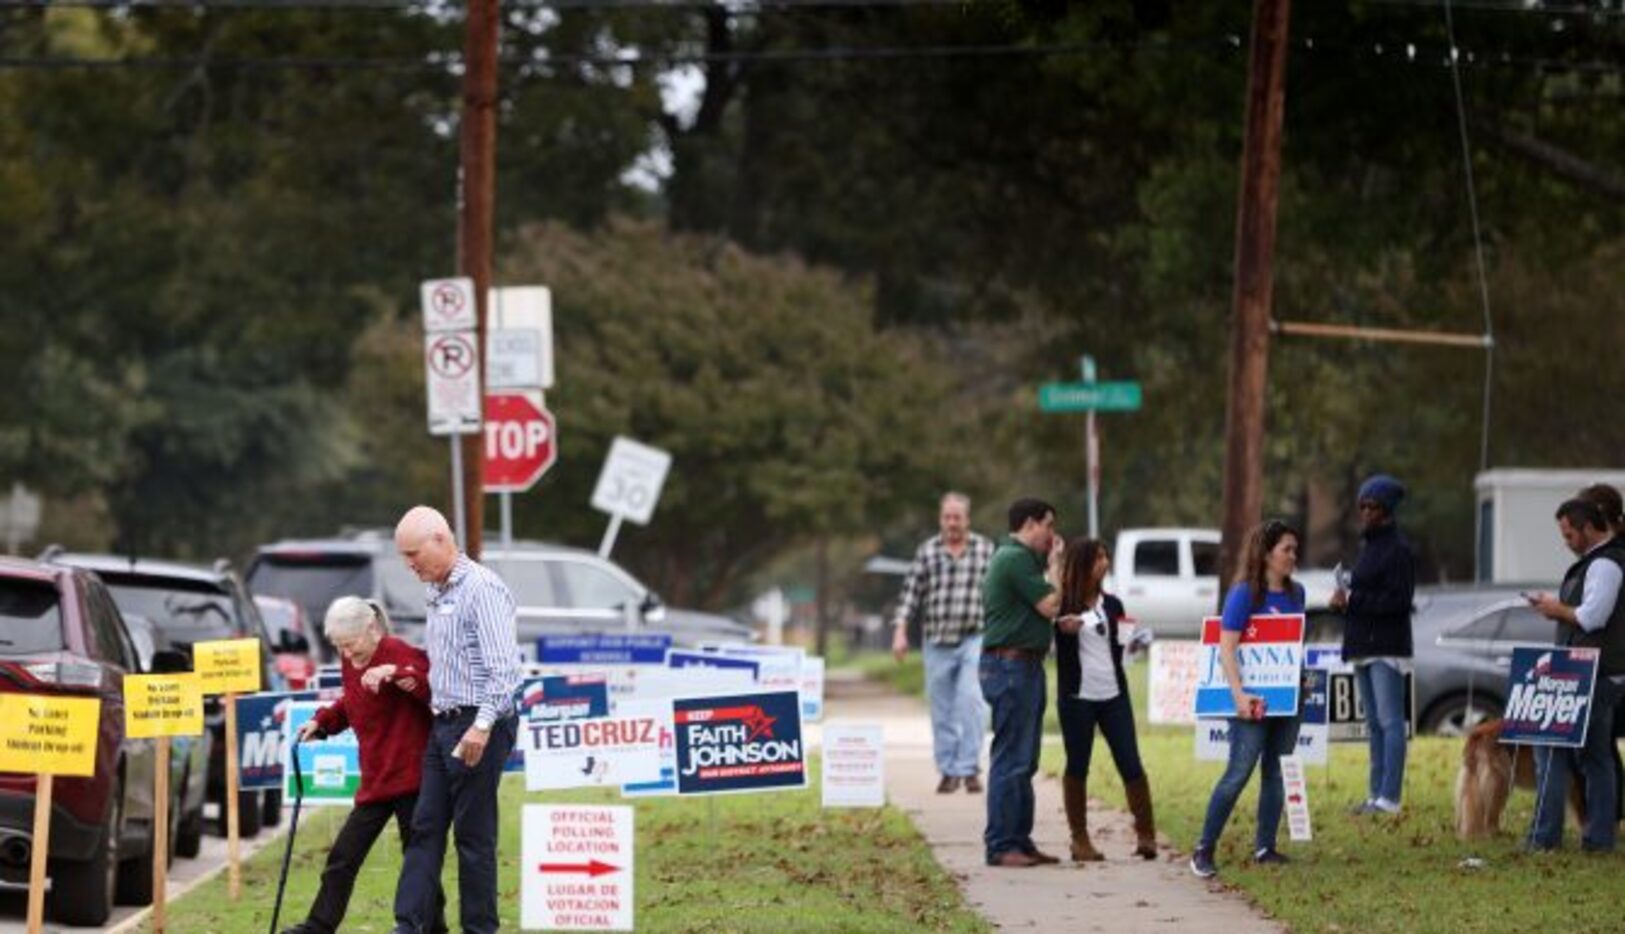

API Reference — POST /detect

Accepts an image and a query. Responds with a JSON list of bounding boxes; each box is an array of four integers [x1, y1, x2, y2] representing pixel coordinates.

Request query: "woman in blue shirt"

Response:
[[1189, 520, 1306, 879]]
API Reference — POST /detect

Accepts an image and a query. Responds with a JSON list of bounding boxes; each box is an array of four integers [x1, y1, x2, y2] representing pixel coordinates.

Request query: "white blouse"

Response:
[[1075, 599, 1120, 701]]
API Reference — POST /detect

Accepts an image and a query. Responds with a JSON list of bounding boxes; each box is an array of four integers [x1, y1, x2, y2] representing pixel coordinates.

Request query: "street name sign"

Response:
[[1038, 380, 1143, 413]]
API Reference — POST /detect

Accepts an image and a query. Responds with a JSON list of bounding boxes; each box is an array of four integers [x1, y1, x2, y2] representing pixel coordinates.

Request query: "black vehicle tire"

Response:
[[115, 830, 156, 906], [1422, 693, 1503, 736], [262, 788, 283, 828], [177, 804, 205, 858], [237, 789, 263, 838], [49, 782, 120, 926]]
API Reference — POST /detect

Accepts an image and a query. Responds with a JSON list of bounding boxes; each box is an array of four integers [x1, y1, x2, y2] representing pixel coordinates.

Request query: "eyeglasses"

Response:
[[1092, 620, 1106, 637]]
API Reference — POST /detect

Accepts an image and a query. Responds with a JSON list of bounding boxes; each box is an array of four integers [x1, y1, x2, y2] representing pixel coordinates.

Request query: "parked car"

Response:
[[1109, 527, 1337, 637], [0, 557, 198, 925], [1303, 583, 1554, 736], [246, 532, 756, 657], [253, 595, 318, 689], [42, 553, 282, 838]]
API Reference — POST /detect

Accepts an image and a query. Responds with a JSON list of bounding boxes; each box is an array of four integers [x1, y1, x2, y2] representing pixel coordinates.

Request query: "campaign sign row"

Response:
[[1154, 616, 1606, 753]]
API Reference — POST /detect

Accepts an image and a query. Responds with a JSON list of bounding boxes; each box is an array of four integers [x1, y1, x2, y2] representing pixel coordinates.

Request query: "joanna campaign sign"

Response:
[[673, 690, 806, 795], [1193, 614, 1305, 718], [1500, 646, 1600, 747]]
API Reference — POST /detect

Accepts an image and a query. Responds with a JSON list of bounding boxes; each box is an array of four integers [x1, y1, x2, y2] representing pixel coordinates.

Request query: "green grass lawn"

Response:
[[856, 648, 1625, 934], [145, 758, 989, 934]]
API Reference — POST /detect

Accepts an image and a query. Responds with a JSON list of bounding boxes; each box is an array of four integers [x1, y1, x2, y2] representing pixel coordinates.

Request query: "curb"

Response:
[[105, 825, 288, 934]]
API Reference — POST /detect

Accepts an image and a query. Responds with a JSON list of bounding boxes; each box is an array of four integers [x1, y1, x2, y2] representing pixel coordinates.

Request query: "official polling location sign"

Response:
[[673, 690, 806, 796], [1193, 614, 1305, 718], [1500, 647, 1600, 747], [538, 635, 673, 666], [522, 804, 633, 931]]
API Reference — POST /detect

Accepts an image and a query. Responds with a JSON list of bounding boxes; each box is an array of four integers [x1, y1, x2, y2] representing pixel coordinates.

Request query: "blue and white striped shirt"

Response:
[[424, 554, 523, 724]]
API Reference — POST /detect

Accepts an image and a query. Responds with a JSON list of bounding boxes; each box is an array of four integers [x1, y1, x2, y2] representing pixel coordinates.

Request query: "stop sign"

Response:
[[482, 393, 557, 493]]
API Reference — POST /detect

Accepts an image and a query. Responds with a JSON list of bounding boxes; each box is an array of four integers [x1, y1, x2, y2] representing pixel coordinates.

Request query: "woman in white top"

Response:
[[1054, 537, 1157, 861]]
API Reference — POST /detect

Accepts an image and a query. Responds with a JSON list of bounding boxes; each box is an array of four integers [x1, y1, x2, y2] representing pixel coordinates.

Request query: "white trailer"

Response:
[[1474, 468, 1625, 585]]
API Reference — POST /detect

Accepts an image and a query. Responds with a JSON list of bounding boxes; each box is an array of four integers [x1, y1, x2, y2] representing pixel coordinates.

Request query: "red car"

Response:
[[0, 558, 173, 925], [254, 594, 318, 689]]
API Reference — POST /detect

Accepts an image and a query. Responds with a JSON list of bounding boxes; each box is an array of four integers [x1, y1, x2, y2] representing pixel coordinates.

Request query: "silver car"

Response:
[[247, 533, 755, 657]]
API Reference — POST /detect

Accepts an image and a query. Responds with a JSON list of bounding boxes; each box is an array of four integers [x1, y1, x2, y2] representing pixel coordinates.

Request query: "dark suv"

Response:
[[247, 532, 755, 658], [44, 553, 281, 838], [0, 558, 176, 925]]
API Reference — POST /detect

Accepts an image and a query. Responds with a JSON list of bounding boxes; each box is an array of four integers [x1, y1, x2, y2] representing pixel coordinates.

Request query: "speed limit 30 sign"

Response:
[[591, 438, 671, 526]]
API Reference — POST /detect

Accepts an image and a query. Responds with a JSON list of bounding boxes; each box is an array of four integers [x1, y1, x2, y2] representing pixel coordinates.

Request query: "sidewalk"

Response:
[[820, 670, 1284, 933]]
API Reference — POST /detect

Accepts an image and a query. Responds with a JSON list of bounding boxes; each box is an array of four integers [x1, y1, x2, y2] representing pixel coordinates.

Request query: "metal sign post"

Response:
[[1082, 356, 1100, 540]]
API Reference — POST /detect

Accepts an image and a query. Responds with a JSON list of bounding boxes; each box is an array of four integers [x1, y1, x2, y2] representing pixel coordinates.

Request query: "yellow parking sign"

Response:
[[193, 638, 263, 695], [125, 674, 205, 738], [0, 694, 101, 777]]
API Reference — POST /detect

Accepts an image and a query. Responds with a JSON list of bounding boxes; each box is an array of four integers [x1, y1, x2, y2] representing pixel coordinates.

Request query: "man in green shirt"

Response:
[[980, 497, 1063, 867]]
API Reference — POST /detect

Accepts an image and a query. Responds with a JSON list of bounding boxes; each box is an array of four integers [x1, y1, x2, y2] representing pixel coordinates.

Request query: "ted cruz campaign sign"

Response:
[[673, 690, 806, 795], [1193, 614, 1305, 718], [1500, 647, 1600, 747], [523, 701, 667, 791]]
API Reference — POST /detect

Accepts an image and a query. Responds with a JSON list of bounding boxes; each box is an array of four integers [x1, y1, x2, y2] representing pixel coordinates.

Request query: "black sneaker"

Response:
[[1253, 847, 1290, 865], [1189, 845, 1218, 878]]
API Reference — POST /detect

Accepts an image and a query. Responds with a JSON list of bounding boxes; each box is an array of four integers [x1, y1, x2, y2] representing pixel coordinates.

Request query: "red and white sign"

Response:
[[522, 804, 633, 931], [482, 393, 557, 492], [424, 332, 481, 436], [821, 723, 884, 808], [1148, 640, 1201, 725], [421, 277, 477, 333]]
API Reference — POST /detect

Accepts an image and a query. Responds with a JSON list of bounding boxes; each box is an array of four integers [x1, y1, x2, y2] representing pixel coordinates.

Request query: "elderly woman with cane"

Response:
[[279, 597, 446, 934]]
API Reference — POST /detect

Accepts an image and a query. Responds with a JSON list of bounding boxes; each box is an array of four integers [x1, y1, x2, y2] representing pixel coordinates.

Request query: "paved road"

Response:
[[821, 670, 1285, 933], [0, 818, 286, 933]]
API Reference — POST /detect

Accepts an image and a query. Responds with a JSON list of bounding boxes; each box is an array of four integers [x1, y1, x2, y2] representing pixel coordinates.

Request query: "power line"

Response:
[[3, 34, 1623, 75], [3, 0, 963, 8]]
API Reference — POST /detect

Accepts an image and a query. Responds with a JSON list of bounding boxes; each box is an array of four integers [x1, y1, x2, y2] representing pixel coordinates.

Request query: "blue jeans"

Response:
[[1057, 692, 1144, 784], [923, 636, 985, 777], [979, 653, 1046, 862], [393, 711, 518, 934], [1528, 676, 1622, 851], [1197, 715, 1300, 851], [1355, 660, 1409, 803]]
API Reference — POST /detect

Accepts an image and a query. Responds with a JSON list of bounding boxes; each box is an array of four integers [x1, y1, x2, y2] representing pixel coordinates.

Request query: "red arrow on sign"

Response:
[[538, 860, 620, 878]]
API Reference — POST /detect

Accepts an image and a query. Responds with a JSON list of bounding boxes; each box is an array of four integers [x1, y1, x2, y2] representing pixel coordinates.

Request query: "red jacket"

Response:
[[312, 636, 433, 805]]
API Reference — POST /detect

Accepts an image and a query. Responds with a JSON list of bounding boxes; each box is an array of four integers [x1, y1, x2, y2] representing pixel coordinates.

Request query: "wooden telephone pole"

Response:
[[1218, 0, 1292, 596], [457, 0, 500, 559]]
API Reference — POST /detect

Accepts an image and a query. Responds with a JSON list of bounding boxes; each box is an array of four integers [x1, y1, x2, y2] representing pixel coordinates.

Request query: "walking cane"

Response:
[[269, 735, 306, 934]]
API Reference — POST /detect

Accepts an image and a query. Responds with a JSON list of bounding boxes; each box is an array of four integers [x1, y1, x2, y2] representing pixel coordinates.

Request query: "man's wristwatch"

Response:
[[474, 718, 493, 732]]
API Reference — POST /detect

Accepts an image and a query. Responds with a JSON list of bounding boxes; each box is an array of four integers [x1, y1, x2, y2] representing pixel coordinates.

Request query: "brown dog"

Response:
[[1456, 718, 1586, 839]]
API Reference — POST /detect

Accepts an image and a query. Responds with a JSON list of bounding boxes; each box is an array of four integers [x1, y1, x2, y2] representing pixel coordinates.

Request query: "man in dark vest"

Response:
[[1526, 498, 1625, 851]]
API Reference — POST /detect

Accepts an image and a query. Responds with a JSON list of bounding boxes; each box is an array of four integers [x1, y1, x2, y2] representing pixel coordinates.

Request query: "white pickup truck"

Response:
[[1108, 528, 1336, 637]]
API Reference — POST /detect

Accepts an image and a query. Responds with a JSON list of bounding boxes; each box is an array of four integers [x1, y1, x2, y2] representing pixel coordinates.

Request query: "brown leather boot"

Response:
[[1062, 774, 1103, 862], [1124, 775, 1158, 860]]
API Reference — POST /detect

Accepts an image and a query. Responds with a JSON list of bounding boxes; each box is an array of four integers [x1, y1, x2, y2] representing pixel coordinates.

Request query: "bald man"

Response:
[[388, 507, 523, 934]]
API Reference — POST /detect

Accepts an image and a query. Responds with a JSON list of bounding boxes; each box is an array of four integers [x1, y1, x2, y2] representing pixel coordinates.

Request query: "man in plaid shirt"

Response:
[[893, 492, 995, 793]]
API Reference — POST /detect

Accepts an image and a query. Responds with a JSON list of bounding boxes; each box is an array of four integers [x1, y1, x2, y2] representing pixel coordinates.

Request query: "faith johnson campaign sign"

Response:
[[1193, 614, 1305, 718], [673, 690, 806, 795], [1500, 646, 1600, 747]]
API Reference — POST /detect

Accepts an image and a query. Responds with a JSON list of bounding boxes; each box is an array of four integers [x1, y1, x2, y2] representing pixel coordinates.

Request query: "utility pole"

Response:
[[457, 0, 500, 559], [1217, 0, 1291, 598]]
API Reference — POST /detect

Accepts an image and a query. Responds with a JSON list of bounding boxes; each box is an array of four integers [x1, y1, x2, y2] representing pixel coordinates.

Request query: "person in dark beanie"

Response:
[[1331, 474, 1416, 815]]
